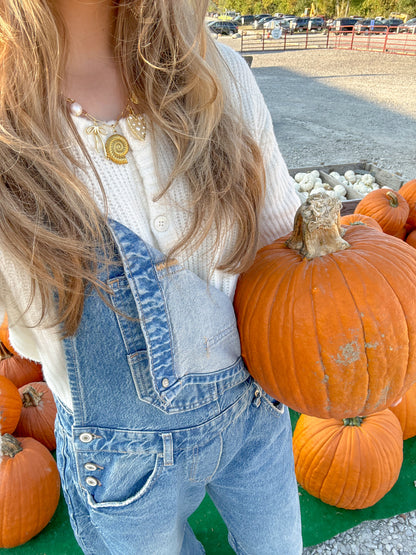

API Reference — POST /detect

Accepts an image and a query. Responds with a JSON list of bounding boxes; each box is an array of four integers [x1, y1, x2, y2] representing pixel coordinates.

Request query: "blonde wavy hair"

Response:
[[0, 0, 265, 336]]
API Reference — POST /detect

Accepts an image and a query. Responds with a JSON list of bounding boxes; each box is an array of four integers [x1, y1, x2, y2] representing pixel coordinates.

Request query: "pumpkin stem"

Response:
[[286, 193, 350, 259], [386, 190, 399, 208], [343, 416, 364, 426], [0, 342, 12, 360], [21, 385, 43, 408], [0, 433, 23, 457]]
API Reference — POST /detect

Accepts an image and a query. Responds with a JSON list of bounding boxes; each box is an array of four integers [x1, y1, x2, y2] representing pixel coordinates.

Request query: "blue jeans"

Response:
[[55, 381, 302, 554], [54, 220, 302, 554]]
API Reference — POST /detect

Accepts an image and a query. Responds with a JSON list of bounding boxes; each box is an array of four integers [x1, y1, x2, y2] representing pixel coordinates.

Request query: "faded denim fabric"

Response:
[[54, 220, 302, 555]]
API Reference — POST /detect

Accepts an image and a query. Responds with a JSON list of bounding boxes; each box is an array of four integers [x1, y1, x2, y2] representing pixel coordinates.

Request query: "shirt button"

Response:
[[84, 462, 98, 471], [79, 433, 94, 443], [162, 378, 170, 388], [154, 215, 169, 232], [85, 476, 99, 487]]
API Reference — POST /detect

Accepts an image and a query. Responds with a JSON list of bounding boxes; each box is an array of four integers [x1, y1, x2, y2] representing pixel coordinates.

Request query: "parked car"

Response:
[[263, 17, 282, 30], [289, 17, 310, 32], [232, 14, 255, 26], [279, 18, 292, 31], [397, 18, 416, 33], [354, 18, 388, 34], [334, 17, 359, 34], [308, 17, 326, 31], [383, 18, 404, 32], [253, 16, 274, 29], [207, 20, 239, 35], [254, 14, 271, 21]]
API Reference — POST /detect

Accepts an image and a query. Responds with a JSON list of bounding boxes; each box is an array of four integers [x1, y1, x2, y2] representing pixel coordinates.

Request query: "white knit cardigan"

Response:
[[0, 44, 300, 409]]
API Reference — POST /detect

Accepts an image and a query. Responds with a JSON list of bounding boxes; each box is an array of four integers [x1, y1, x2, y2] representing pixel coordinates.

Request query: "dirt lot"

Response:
[[217, 35, 416, 181]]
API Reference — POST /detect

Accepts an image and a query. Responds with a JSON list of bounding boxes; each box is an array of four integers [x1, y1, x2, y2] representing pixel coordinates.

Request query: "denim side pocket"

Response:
[[77, 449, 164, 510]]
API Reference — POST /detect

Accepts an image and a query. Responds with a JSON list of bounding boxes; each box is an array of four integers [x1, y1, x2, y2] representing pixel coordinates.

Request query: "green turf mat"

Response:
[[3, 410, 416, 553]]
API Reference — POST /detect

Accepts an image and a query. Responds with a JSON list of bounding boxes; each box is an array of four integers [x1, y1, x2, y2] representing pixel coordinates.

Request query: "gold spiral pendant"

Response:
[[105, 134, 129, 165]]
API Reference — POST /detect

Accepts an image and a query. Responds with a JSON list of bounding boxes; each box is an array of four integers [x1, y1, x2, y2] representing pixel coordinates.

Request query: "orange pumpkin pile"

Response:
[[235, 181, 416, 510], [0, 315, 60, 548]]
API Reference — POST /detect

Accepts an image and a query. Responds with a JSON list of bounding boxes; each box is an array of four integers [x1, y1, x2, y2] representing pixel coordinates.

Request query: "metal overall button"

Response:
[[85, 476, 100, 487], [79, 432, 94, 443], [253, 388, 262, 407], [161, 378, 170, 388], [84, 462, 98, 471]]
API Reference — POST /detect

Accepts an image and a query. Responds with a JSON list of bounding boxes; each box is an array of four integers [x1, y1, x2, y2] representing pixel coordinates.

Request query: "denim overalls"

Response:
[[54, 219, 302, 555]]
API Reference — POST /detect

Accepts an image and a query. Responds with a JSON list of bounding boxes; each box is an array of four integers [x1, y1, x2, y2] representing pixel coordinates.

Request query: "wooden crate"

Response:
[[289, 161, 406, 216]]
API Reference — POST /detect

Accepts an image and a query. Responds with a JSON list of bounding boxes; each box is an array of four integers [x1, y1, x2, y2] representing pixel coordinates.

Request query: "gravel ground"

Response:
[[216, 34, 416, 555], [217, 35, 416, 181], [302, 512, 416, 554]]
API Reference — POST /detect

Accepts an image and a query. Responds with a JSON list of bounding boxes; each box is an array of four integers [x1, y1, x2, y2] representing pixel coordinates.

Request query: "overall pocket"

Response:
[[76, 447, 164, 510]]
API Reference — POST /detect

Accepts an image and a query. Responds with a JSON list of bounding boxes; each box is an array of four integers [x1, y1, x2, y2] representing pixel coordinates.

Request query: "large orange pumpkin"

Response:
[[234, 193, 416, 419], [0, 434, 60, 548], [340, 213, 383, 232], [354, 188, 409, 236], [390, 383, 416, 440], [397, 179, 416, 229], [0, 375, 22, 434], [292, 410, 403, 510]]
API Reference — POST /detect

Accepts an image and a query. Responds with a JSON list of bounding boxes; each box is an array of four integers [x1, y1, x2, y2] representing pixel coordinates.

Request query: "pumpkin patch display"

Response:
[[0, 375, 22, 434], [14, 382, 57, 450], [234, 193, 416, 419], [292, 410, 403, 510], [0, 433, 60, 548], [353, 188, 409, 236]]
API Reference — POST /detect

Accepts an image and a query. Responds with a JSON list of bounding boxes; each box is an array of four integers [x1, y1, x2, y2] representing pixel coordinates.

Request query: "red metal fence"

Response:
[[239, 27, 416, 56], [332, 28, 416, 55]]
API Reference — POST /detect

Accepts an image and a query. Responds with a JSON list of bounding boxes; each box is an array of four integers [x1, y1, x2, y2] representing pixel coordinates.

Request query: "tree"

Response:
[[216, 0, 416, 17]]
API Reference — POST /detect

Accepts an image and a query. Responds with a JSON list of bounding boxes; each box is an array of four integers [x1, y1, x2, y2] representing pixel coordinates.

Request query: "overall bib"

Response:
[[54, 219, 302, 555]]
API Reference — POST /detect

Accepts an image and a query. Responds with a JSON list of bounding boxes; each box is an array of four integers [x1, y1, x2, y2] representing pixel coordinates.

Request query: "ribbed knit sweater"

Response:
[[0, 44, 300, 409]]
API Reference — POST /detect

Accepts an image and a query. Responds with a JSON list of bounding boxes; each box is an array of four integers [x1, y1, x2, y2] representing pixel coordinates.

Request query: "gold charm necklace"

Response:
[[66, 97, 146, 165]]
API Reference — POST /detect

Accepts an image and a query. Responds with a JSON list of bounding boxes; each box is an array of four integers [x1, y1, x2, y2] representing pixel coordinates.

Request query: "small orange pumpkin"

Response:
[[390, 383, 416, 440], [0, 346, 43, 388], [340, 213, 383, 232], [14, 382, 57, 450], [0, 434, 60, 548], [0, 375, 22, 434], [293, 410, 403, 510], [354, 188, 409, 236], [397, 179, 416, 229]]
